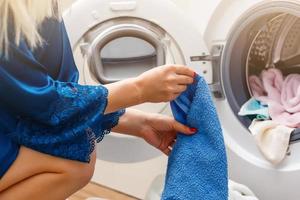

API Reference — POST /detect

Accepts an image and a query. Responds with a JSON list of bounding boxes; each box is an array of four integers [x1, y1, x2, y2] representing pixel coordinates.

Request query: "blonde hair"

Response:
[[0, 0, 58, 57]]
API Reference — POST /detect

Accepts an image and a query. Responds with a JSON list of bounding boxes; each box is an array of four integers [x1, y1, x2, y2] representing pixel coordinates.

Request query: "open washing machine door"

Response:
[[188, 0, 300, 200], [63, 0, 212, 198]]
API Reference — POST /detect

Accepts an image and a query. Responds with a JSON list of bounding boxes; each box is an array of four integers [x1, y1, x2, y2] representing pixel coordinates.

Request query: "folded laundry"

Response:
[[249, 119, 294, 165], [229, 180, 259, 200], [249, 68, 300, 128], [238, 98, 270, 120], [162, 75, 228, 200]]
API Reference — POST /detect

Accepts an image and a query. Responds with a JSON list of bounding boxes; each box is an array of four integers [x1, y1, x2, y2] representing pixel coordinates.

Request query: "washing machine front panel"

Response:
[[171, 0, 222, 35], [202, 1, 300, 199], [64, 0, 212, 198], [64, 0, 213, 83]]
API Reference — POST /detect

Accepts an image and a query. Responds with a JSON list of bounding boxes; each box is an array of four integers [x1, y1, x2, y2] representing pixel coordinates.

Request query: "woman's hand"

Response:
[[105, 65, 194, 114], [135, 65, 195, 103], [113, 110, 196, 155], [140, 113, 196, 155]]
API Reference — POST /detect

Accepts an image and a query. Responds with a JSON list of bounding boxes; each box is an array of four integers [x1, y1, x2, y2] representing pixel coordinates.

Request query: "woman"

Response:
[[0, 1, 196, 199]]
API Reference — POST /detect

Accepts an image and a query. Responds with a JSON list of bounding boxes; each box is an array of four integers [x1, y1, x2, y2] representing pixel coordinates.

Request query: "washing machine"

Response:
[[63, 0, 212, 198], [64, 0, 300, 199], [177, 0, 300, 200]]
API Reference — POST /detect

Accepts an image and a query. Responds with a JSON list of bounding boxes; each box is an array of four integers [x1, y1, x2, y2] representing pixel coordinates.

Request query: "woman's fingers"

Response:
[[176, 75, 194, 85], [169, 140, 176, 149], [163, 147, 172, 156], [163, 140, 176, 156], [173, 85, 187, 93], [172, 120, 197, 135], [174, 65, 195, 78], [134, 64, 196, 103], [159, 131, 176, 149], [170, 68, 195, 95]]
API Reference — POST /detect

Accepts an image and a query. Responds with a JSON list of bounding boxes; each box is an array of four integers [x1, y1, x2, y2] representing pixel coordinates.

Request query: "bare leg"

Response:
[[0, 146, 96, 200], [1, 172, 80, 200]]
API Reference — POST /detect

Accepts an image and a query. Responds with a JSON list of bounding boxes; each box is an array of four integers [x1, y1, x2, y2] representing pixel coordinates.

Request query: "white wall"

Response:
[[61, 0, 76, 10]]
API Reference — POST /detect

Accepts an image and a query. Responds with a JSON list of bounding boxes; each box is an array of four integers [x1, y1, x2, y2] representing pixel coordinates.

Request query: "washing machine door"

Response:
[[63, 0, 212, 198]]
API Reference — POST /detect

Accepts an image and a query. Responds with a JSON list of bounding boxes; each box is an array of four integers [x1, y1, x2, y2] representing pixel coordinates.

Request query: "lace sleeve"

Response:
[[7, 83, 125, 163]]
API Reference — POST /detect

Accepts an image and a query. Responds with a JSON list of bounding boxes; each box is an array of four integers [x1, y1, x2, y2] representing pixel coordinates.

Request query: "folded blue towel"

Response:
[[162, 75, 228, 200]]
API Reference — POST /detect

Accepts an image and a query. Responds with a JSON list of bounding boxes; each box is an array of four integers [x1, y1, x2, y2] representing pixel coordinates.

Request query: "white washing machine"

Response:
[[64, 0, 300, 199], [178, 0, 300, 200], [63, 0, 212, 199]]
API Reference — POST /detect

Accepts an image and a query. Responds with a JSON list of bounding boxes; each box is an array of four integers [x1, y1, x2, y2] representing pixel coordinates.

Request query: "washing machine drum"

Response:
[[246, 14, 300, 76], [224, 12, 300, 130]]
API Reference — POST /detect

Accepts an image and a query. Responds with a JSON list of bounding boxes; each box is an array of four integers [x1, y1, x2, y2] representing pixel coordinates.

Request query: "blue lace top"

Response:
[[0, 18, 125, 176]]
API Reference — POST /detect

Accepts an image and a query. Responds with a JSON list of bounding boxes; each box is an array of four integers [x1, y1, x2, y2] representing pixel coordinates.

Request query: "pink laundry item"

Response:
[[248, 75, 267, 100], [281, 74, 300, 113], [249, 68, 300, 128], [261, 68, 283, 102]]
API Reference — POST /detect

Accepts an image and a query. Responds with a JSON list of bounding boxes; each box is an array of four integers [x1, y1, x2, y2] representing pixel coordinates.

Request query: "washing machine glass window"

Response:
[[220, 7, 300, 132], [74, 18, 185, 86], [99, 36, 157, 82]]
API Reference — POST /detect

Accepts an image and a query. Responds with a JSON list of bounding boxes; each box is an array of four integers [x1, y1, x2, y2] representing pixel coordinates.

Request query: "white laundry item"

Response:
[[249, 120, 294, 165], [145, 175, 259, 200], [229, 180, 259, 200]]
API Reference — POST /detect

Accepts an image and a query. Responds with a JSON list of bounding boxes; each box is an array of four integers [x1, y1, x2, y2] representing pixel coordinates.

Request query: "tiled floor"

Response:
[[69, 182, 139, 200]]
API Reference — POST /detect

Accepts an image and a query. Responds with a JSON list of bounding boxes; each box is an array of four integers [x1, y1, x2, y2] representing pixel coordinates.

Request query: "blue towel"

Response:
[[162, 75, 228, 200]]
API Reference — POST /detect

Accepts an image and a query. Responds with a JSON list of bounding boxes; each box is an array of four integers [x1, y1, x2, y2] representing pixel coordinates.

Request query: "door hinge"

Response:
[[191, 45, 225, 99], [209, 44, 225, 99]]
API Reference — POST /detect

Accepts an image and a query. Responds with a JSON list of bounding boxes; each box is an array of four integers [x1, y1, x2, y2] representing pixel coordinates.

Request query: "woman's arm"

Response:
[[0, 18, 194, 161], [112, 109, 196, 155], [111, 109, 147, 137], [104, 65, 195, 113]]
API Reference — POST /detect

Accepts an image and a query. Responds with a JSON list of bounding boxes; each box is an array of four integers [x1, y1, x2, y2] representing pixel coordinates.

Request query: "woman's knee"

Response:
[[62, 151, 96, 189], [0, 147, 96, 193]]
